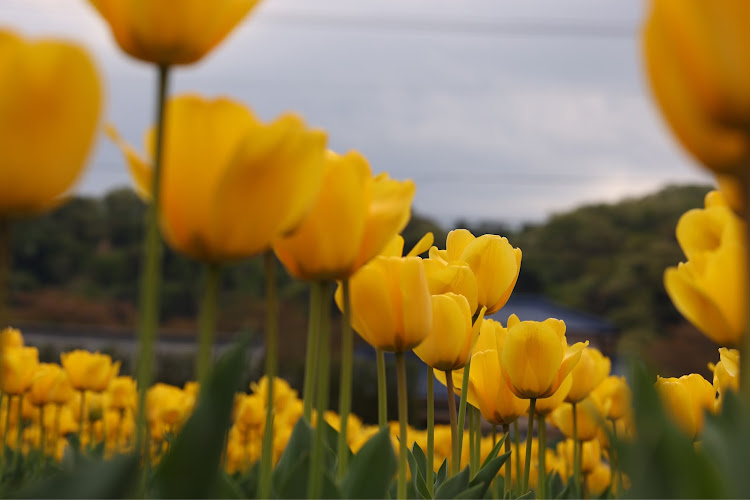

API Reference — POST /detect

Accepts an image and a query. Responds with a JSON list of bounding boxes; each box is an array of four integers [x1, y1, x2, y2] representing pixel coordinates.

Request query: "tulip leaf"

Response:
[[341, 427, 397, 499], [273, 418, 313, 492], [411, 442, 428, 483], [151, 339, 247, 498], [480, 433, 507, 470], [406, 447, 431, 499], [434, 465, 469, 499], [215, 471, 246, 499], [434, 459, 448, 490], [469, 452, 510, 499], [453, 483, 486, 499], [517, 489, 535, 499], [546, 472, 564, 498]]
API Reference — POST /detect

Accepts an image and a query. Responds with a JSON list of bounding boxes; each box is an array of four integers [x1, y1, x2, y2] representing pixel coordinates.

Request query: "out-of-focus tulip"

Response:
[[716, 174, 745, 214], [344, 256, 432, 352], [274, 151, 415, 280], [107, 376, 137, 412], [0, 30, 101, 217], [592, 375, 632, 421], [501, 314, 587, 399], [643, 0, 750, 175], [28, 363, 74, 406], [413, 293, 484, 371], [250, 375, 298, 413], [60, 350, 120, 392], [587, 462, 612, 497], [655, 373, 715, 441], [535, 373, 573, 416], [557, 438, 601, 476], [430, 230, 521, 315], [565, 347, 611, 403], [0, 327, 23, 351], [550, 396, 604, 441], [664, 190, 746, 346], [110, 95, 327, 262], [711, 348, 739, 405], [146, 383, 190, 430], [89, 0, 260, 66], [0, 346, 39, 395]]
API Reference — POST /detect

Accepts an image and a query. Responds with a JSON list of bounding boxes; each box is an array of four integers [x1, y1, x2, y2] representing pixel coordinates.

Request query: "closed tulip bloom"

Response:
[[274, 151, 415, 281], [110, 95, 327, 262], [643, 1, 750, 174], [344, 256, 432, 352], [535, 373, 573, 416], [413, 293, 484, 371], [60, 350, 120, 392], [28, 363, 74, 406], [89, 0, 260, 66], [592, 375, 632, 421], [565, 347, 611, 403], [501, 314, 587, 399], [107, 376, 138, 412], [588, 462, 613, 498], [655, 373, 715, 441], [432, 230, 522, 315], [551, 396, 604, 442], [0, 346, 39, 395], [423, 249, 479, 313], [0, 327, 24, 351], [0, 30, 101, 217], [664, 191, 746, 345], [557, 438, 601, 476]]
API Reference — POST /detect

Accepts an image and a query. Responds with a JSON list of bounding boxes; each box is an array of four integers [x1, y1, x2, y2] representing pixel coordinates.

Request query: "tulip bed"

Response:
[[3, 1, 750, 499]]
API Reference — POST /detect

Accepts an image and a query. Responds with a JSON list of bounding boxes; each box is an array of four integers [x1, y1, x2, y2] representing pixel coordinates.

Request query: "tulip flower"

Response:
[[0, 327, 23, 352], [274, 151, 415, 281], [0, 346, 39, 395], [711, 348, 739, 409], [592, 375, 632, 421], [655, 373, 715, 441], [108, 376, 138, 412], [557, 438, 601, 476], [535, 373, 573, 416], [60, 350, 120, 393], [28, 363, 74, 406], [0, 30, 101, 217], [431, 230, 521, 315], [110, 95, 327, 262], [550, 396, 604, 442], [664, 190, 746, 346], [89, 0, 260, 66], [423, 251, 479, 314], [643, 0, 750, 175], [565, 347, 611, 404]]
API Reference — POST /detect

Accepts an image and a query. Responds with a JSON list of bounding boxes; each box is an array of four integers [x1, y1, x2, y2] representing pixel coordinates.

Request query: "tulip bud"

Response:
[[655, 373, 715, 441]]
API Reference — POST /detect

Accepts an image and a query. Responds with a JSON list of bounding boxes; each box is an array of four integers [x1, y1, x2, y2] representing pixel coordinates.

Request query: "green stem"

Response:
[[197, 263, 221, 383], [377, 348, 388, 429], [523, 398, 536, 494], [474, 408, 481, 473], [308, 281, 331, 499], [40, 405, 46, 457], [135, 63, 171, 464], [427, 366, 435, 497], [258, 251, 278, 499], [445, 369, 459, 475], [503, 424, 511, 498], [337, 279, 353, 479], [469, 405, 476, 477], [396, 352, 409, 500], [0, 218, 11, 326], [13, 394, 23, 467], [54, 404, 61, 455], [79, 390, 86, 451], [457, 358, 471, 461], [513, 420, 521, 495], [538, 413, 546, 500], [572, 401, 581, 498], [611, 418, 622, 496], [302, 283, 321, 421]]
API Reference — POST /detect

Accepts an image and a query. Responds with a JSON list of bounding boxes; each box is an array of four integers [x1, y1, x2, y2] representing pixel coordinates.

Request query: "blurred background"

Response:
[[1, 0, 719, 422]]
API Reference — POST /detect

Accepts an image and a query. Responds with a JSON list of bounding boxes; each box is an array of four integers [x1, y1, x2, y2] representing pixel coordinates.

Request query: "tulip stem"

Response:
[[13, 394, 23, 469], [523, 398, 536, 494], [427, 366, 435, 496], [503, 424, 511, 498], [0, 218, 10, 326], [469, 405, 476, 477], [197, 263, 221, 383], [395, 351, 409, 500], [513, 420, 521, 495], [258, 252, 278, 499], [1, 394, 8, 454], [538, 413, 546, 500], [337, 279, 353, 480], [611, 419, 622, 496], [377, 349, 388, 429], [457, 358, 471, 462], [135, 63, 171, 467], [445, 369, 459, 475], [79, 390, 86, 451], [308, 280, 331, 499], [572, 401, 581, 498], [40, 405, 46, 457], [474, 408, 481, 473], [302, 283, 321, 421], [742, 175, 750, 406]]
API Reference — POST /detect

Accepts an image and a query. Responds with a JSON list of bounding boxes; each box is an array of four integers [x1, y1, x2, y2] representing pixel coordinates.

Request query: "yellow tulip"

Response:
[[0, 30, 101, 217], [423, 249, 479, 314], [0, 327, 23, 351], [501, 314, 587, 399], [557, 438, 601, 475], [146, 383, 190, 429], [550, 397, 603, 441], [28, 363, 74, 406], [664, 190, 746, 345], [655, 373, 715, 441], [413, 293, 484, 371], [565, 347, 611, 403], [535, 373, 573, 416], [591, 375, 632, 421], [588, 462, 613, 498], [711, 348, 739, 405], [89, 0, 260, 66], [344, 256, 432, 352], [110, 95, 327, 262], [643, 0, 750, 174], [431, 230, 521, 315], [107, 376, 138, 412], [274, 151, 415, 281], [60, 350, 120, 392], [0, 346, 39, 395]]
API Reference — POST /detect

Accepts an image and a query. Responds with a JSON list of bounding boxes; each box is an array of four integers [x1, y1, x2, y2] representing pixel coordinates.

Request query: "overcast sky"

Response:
[[3, 0, 715, 227]]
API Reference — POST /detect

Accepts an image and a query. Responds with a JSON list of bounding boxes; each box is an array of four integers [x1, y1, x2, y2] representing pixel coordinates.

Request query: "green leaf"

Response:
[[273, 418, 313, 492], [434, 459, 448, 490], [152, 339, 247, 498], [434, 466, 469, 499], [454, 483, 486, 499], [13, 454, 139, 499], [546, 471, 564, 498], [342, 427, 397, 499], [469, 452, 510, 499], [480, 433, 507, 470], [517, 489, 535, 499], [412, 442, 428, 483], [215, 471, 246, 499]]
